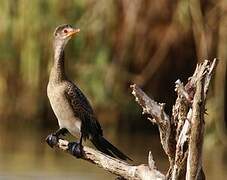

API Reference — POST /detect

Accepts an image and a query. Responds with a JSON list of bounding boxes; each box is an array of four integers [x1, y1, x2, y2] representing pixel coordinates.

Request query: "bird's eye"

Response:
[[63, 29, 68, 33]]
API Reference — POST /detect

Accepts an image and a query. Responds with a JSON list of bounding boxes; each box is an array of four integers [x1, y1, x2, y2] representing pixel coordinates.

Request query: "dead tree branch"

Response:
[[130, 84, 171, 154], [46, 136, 165, 180], [130, 84, 176, 167], [46, 59, 217, 180], [131, 59, 217, 180], [186, 67, 205, 180]]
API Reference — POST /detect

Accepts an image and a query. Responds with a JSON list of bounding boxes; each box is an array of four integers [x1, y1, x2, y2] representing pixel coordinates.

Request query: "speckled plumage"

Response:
[[47, 24, 131, 161], [65, 82, 103, 139]]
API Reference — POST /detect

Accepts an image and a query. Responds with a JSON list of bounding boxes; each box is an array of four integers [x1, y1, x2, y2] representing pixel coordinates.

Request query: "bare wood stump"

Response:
[[46, 59, 217, 180]]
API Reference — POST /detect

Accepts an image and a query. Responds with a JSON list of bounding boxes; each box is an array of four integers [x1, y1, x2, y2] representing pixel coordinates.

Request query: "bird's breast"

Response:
[[47, 83, 81, 137]]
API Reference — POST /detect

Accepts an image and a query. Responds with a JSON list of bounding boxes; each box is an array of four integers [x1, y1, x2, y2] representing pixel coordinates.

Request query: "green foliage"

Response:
[[0, 0, 119, 122], [0, 0, 225, 131]]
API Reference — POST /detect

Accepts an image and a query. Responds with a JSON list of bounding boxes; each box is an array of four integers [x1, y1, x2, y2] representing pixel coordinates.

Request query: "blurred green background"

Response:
[[0, 0, 226, 179]]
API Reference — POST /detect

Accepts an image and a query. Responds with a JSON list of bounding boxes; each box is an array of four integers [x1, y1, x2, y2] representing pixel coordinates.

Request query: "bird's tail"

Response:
[[91, 136, 132, 161]]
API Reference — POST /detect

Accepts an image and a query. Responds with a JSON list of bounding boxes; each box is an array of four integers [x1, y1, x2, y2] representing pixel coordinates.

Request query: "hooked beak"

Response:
[[67, 28, 80, 37]]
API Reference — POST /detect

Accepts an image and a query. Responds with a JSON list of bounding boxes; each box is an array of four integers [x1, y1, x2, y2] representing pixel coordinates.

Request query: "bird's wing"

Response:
[[64, 83, 103, 139]]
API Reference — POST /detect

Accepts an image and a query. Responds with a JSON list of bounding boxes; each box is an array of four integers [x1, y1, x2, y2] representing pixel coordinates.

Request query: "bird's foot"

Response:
[[46, 134, 58, 148], [68, 142, 83, 158]]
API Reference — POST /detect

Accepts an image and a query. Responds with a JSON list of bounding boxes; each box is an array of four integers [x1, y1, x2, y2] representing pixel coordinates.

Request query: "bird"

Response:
[[47, 24, 131, 161]]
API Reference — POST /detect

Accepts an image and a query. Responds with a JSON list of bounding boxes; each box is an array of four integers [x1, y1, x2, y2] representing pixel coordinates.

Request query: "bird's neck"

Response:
[[50, 43, 67, 83]]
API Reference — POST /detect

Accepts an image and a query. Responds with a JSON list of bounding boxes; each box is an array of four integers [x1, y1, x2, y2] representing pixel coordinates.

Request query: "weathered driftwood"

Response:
[[46, 59, 217, 180], [170, 59, 217, 180], [46, 137, 165, 180]]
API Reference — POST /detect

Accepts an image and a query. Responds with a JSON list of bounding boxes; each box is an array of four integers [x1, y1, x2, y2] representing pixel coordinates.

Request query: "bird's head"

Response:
[[54, 24, 80, 48]]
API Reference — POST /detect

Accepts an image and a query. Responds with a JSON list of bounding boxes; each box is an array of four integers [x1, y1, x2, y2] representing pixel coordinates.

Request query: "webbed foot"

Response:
[[68, 142, 83, 158], [46, 134, 58, 148]]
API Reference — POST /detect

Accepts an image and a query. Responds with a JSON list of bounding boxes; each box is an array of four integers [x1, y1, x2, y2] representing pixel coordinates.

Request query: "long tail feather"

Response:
[[91, 136, 132, 161]]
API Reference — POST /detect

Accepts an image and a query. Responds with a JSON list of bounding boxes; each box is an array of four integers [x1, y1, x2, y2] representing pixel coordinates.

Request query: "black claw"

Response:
[[46, 134, 58, 148], [68, 142, 83, 158]]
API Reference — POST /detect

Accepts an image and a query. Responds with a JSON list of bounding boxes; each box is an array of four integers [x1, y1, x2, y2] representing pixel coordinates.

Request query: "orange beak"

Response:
[[67, 28, 80, 37]]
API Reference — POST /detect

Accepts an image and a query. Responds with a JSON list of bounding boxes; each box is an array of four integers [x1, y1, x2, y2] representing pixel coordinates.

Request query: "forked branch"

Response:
[[46, 59, 217, 180]]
